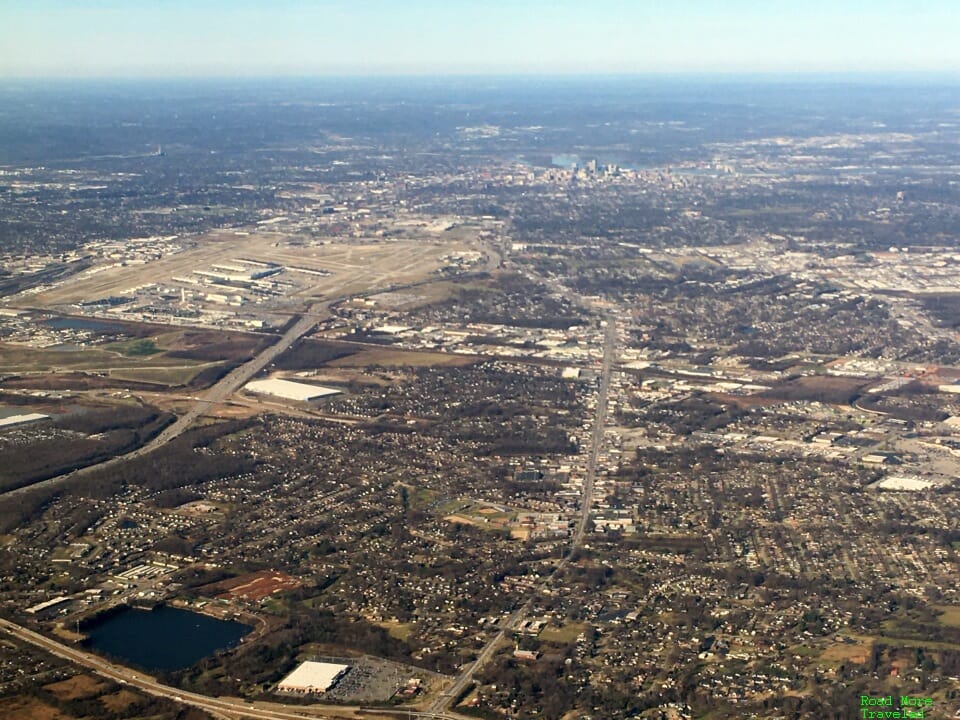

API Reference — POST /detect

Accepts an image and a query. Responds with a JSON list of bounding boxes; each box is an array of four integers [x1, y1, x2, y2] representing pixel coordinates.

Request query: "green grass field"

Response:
[[0, 342, 198, 372], [539, 622, 587, 644], [377, 620, 416, 642], [933, 605, 960, 628], [105, 338, 162, 356]]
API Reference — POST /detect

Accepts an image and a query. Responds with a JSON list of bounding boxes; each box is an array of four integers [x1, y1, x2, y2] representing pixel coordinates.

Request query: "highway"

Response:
[[1, 238, 503, 502], [141, 304, 332, 450], [427, 316, 616, 715], [571, 317, 616, 549], [0, 245, 511, 718], [0, 237, 580, 719], [0, 300, 334, 501], [3, 285, 611, 720], [0, 616, 372, 720]]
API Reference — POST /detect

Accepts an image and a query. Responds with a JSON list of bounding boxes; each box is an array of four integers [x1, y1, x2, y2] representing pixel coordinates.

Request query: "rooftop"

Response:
[[277, 661, 350, 693], [245, 378, 342, 402]]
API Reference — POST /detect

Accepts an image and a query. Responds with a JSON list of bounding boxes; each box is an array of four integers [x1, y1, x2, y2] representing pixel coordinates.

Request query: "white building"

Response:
[[277, 661, 349, 694], [244, 378, 341, 402], [0, 413, 50, 429]]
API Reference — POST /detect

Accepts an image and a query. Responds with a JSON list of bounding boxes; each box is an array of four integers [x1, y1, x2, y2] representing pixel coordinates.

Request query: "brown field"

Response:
[[820, 639, 871, 665], [1, 372, 161, 392], [43, 674, 108, 701], [0, 696, 73, 720], [708, 392, 783, 409], [108, 365, 207, 387], [661, 252, 723, 268], [203, 570, 304, 601], [328, 346, 477, 369], [0, 323, 265, 389], [0, 343, 200, 374], [760, 375, 869, 404], [41, 315, 165, 338], [656, 611, 686, 626], [366, 278, 484, 310], [136, 392, 200, 413], [159, 328, 268, 356], [849, 632, 960, 652], [295, 641, 366, 659], [932, 367, 960, 381], [198, 399, 265, 420], [445, 512, 509, 531], [98, 689, 141, 713]]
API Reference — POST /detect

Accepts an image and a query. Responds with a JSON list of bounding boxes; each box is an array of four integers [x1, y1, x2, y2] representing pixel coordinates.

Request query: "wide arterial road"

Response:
[[427, 316, 616, 715]]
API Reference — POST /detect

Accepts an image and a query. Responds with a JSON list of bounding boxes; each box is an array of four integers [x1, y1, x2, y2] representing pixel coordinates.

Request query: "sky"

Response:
[[1, 0, 959, 78]]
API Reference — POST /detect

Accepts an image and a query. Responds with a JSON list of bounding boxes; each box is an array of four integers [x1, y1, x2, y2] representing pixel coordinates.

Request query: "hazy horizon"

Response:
[[2, 71, 960, 86], [2, 1, 960, 79]]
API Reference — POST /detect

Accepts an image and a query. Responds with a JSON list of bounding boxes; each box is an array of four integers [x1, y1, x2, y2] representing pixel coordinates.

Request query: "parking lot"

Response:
[[311, 655, 410, 703]]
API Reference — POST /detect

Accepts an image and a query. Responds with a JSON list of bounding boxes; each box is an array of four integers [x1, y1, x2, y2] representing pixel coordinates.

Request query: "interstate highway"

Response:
[[0, 615, 423, 720]]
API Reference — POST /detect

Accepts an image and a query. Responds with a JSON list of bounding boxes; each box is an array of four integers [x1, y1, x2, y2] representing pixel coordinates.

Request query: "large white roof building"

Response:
[[277, 661, 349, 694], [244, 378, 341, 402], [0, 413, 50, 429]]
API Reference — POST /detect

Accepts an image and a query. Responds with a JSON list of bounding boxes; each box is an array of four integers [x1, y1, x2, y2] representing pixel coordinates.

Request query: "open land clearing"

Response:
[[0, 696, 70, 720], [0, 324, 267, 380], [43, 673, 109, 701], [325, 346, 478, 369], [105, 365, 211, 387], [934, 605, 960, 627], [538, 623, 588, 644], [200, 570, 305, 602], [0, 343, 207, 375], [819, 639, 872, 665], [97, 689, 143, 714]]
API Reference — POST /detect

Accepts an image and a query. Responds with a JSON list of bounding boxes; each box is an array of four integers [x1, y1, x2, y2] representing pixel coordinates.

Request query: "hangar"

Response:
[[244, 378, 341, 402]]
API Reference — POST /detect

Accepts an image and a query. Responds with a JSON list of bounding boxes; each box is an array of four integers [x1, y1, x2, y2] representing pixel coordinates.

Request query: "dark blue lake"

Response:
[[43, 317, 119, 332], [84, 605, 252, 672]]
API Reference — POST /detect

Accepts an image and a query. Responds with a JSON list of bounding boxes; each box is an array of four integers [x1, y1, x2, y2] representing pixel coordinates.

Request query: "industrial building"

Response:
[[874, 475, 935, 491], [276, 661, 350, 694], [26, 596, 70, 615], [244, 378, 342, 402], [0, 412, 50, 429]]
